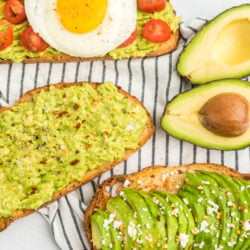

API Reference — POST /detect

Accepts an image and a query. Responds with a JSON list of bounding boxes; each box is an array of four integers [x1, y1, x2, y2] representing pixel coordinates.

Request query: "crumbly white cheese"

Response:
[[123, 179, 131, 187], [201, 181, 210, 185], [179, 233, 189, 248], [200, 221, 209, 232], [128, 221, 137, 240], [243, 220, 250, 231], [227, 242, 236, 247]]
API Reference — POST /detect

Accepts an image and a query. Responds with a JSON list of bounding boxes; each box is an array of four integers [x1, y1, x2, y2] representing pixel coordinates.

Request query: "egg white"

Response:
[[24, 0, 137, 57]]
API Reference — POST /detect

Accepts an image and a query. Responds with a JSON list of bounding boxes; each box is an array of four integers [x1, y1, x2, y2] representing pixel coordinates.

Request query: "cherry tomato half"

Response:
[[0, 20, 13, 51], [138, 0, 166, 13], [143, 19, 171, 43], [119, 28, 138, 48], [20, 26, 49, 52], [4, 0, 27, 24]]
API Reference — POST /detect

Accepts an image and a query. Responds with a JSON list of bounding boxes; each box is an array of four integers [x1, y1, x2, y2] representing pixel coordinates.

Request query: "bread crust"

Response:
[[0, 82, 154, 231], [84, 163, 250, 248], [0, 30, 179, 64]]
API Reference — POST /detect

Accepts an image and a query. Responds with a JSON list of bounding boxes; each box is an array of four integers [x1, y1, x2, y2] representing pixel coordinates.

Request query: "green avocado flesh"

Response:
[[0, 1, 60, 62], [0, 82, 149, 218], [0, 1, 180, 62], [177, 4, 250, 84], [161, 79, 250, 150], [90, 171, 250, 249]]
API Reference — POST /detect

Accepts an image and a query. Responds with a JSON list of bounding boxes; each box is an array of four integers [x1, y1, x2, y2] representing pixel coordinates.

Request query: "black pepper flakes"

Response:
[[75, 123, 81, 129], [70, 159, 80, 166], [74, 103, 80, 110]]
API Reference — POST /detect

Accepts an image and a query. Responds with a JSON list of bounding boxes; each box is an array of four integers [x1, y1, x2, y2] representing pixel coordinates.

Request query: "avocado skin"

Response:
[[161, 79, 250, 150], [177, 4, 250, 84]]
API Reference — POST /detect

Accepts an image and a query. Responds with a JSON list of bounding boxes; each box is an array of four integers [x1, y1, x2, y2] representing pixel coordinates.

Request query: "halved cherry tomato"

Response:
[[4, 0, 27, 24], [138, 0, 166, 13], [143, 19, 171, 43], [0, 20, 13, 51], [119, 28, 138, 48], [20, 26, 49, 52]]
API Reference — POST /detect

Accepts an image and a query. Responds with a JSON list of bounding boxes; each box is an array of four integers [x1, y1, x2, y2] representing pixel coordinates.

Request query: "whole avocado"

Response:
[[177, 4, 250, 84]]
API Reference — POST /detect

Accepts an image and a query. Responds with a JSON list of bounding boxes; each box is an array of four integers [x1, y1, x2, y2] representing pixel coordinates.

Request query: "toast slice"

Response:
[[0, 0, 180, 64], [84, 163, 250, 249], [0, 30, 179, 64], [0, 81, 154, 231]]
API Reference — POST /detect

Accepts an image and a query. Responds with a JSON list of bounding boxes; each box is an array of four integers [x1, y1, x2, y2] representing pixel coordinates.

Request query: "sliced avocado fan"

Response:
[[161, 79, 250, 150], [177, 4, 250, 84], [90, 171, 250, 249]]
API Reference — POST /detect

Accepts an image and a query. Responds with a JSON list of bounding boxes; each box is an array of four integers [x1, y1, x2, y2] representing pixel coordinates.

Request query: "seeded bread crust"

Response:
[[84, 163, 250, 248], [0, 30, 179, 64], [0, 82, 154, 231]]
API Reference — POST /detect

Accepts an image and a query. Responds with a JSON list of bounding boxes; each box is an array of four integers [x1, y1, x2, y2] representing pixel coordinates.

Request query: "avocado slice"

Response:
[[184, 173, 221, 248], [122, 188, 157, 248], [154, 190, 195, 249], [178, 182, 212, 249], [232, 178, 250, 249], [106, 196, 139, 249], [91, 210, 122, 250], [196, 172, 230, 250], [137, 190, 167, 248], [161, 79, 250, 150], [219, 174, 245, 248], [177, 4, 250, 84], [203, 172, 241, 248], [149, 192, 179, 249]]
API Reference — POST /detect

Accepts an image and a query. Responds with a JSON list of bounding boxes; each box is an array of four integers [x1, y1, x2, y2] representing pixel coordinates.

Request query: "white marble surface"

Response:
[[0, 0, 249, 249]]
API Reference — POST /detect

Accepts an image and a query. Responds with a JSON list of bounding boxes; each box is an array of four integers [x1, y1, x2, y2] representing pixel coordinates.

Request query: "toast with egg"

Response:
[[84, 164, 250, 249], [0, 0, 180, 63], [0, 81, 154, 231]]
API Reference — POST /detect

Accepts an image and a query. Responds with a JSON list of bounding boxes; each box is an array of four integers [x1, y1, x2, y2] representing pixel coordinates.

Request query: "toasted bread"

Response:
[[0, 82, 154, 231], [0, 0, 180, 64], [0, 30, 179, 64], [84, 163, 250, 248]]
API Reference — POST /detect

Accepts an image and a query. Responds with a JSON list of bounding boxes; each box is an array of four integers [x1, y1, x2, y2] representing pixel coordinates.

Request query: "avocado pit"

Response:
[[199, 92, 249, 137]]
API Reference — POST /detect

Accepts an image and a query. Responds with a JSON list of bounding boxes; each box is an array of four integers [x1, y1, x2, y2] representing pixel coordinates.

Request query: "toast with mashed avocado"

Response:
[[84, 163, 250, 249], [0, 0, 180, 63], [0, 81, 154, 231]]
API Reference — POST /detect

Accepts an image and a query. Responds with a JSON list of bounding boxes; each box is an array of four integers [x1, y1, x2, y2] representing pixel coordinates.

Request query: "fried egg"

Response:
[[24, 0, 137, 57]]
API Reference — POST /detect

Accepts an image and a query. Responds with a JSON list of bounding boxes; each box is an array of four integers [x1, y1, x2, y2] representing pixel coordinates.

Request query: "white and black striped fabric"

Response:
[[0, 19, 249, 250]]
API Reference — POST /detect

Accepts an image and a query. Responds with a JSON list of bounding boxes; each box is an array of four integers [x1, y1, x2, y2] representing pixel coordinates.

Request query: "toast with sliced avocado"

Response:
[[0, 0, 180, 63], [84, 164, 250, 249], [0, 81, 154, 231]]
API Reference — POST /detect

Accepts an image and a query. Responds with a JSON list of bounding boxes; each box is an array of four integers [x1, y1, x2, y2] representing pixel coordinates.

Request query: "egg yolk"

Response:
[[56, 0, 108, 34]]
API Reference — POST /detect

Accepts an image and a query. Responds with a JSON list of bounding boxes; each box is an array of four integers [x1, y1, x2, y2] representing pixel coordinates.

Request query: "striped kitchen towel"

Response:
[[0, 19, 249, 250]]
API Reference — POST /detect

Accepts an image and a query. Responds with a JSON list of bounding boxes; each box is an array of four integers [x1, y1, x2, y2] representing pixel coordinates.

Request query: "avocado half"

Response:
[[161, 79, 250, 150], [177, 4, 250, 84]]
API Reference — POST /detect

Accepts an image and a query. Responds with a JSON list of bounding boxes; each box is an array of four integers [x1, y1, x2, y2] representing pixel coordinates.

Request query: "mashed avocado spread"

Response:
[[0, 82, 149, 217], [0, 1, 60, 62], [110, 3, 181, 59], [0, 1, 180, 62]]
